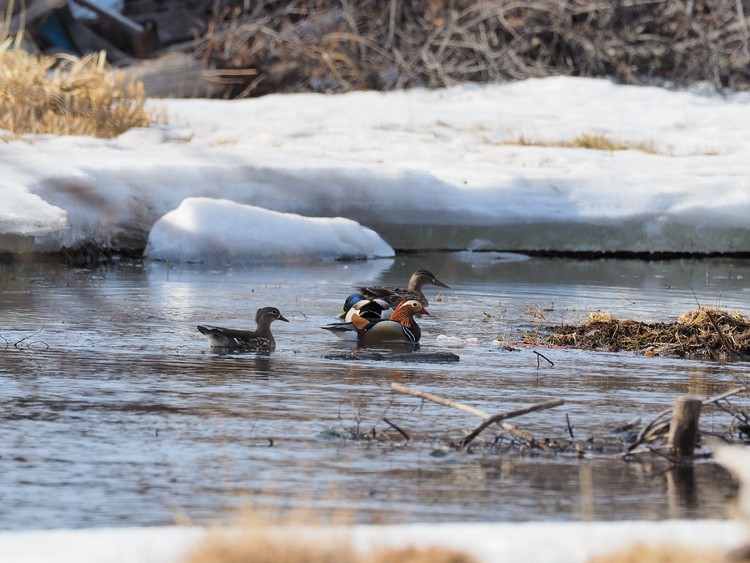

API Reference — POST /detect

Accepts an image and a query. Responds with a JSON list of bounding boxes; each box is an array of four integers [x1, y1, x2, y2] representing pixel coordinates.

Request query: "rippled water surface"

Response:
[[1, 253, 749, 530]]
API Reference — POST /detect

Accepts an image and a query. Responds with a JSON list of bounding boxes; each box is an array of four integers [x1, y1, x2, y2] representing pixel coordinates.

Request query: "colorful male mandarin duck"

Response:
[[338, 293, 392, 322], [197, 307, 289, 353], [322, 299, 428, 344], [358, 269, 449, 308]]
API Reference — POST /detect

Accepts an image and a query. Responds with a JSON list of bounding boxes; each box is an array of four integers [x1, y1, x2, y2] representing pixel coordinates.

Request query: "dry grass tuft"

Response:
[[0, 43, 158, 137], [537, 307, 750, 360], [185, 531, 355, 563], [184, 507, 476, 563], [515, 133, 657, 153], [185, 528, 476, 563], [587, 543, 723, 563]]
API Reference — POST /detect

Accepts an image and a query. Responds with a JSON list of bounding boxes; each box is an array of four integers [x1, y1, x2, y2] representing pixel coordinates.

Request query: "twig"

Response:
[[533, 350, 554, 367], [566, 413, 574, 439], [391, 382, 560, 448], [609, 416, 641, 434], [704, 308, 747, 359], [13, 326, 46, 349], [382, 417, 410, 441], [461, 398, 564, 447]]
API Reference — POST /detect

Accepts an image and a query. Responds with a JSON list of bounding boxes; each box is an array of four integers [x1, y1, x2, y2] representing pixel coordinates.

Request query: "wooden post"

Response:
[[667, 396, 702, 457]]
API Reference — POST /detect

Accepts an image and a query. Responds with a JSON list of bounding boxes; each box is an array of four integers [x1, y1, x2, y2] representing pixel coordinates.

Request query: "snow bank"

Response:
[[143, 197, 394, 263], [2, 77, 750, 255]]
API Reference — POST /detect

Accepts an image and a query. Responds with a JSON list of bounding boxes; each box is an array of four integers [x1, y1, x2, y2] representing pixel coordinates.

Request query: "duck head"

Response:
[[256, 307, 290, 324], [410, 269, 450, 291]]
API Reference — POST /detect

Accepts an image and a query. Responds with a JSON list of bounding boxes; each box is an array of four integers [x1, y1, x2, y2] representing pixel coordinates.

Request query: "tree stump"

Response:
[[667, 396, 702, 457]]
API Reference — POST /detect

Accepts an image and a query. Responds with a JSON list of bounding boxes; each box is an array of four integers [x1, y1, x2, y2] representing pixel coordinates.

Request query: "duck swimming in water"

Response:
[[358, 269, 449, 308], [198, 307, 289, 353], [337, 293, 392, 322], [322, 299, 427, 345]]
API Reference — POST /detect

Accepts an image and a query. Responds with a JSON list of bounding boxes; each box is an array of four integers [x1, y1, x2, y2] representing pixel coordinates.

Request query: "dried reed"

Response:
[[0, 40, 157, 137]]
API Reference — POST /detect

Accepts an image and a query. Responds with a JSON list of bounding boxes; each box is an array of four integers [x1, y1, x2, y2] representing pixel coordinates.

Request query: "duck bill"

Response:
[[433, 278, 450, 289], [279, 314, 290, 322], [420, 308, 431, 316]]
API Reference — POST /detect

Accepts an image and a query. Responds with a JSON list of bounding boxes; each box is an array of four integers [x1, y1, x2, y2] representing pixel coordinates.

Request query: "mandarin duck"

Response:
[[197, 307, 289, 353], [322, 299, 427, 345], [338, 293, 392, 322], [359, 269, 449, 308]]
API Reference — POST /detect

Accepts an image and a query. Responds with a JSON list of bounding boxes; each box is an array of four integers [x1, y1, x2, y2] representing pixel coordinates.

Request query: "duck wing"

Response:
[[197, 325, 274, 352]]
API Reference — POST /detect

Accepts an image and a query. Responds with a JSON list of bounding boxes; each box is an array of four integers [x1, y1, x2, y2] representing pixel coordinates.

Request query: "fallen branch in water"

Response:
[[390, 382, 564, 448], [460, 398, 565, 447]]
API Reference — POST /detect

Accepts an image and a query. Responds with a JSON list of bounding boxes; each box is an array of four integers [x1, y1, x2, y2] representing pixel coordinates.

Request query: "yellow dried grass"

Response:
[[184, 508, 476, 563], [0, 41, 159, 137], [587, 543, 722, 563], [514, 133, 657, 154]]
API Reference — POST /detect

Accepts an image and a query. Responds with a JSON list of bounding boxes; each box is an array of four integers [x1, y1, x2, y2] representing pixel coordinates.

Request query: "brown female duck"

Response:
[[198, 307, 289, 353], [358, 269, 449, 308]]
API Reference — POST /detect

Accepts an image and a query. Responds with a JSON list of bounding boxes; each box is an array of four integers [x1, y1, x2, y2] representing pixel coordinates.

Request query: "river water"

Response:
[[0, 253, 747, 530]]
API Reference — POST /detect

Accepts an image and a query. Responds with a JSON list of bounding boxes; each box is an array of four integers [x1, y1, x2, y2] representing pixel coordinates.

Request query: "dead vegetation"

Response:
[[516, 133, 659, 154], [184, 510, 477, 563], [388, 380, 750, 465], [587, 543, 723, 563], [187, 0, 750, 98], [5, 1, 750, 98], [534, 307, 750, 360], [0, 41, 157, 137]]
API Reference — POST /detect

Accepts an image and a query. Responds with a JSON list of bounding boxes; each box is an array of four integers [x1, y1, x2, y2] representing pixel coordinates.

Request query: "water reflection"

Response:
[[0, 255, 748, 529]]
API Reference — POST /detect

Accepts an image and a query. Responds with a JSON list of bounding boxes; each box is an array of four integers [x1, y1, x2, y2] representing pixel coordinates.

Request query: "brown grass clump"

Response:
[[587, 543, 723, 563], [185, 528, 476, 563], [184, 506, 476, 563], [540, 307, 750, 360], [515, 134, 657, 154], [0, 44, 157, 137]]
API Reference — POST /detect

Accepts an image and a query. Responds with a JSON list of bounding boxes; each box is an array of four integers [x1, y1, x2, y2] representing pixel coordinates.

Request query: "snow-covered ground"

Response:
[[2, 520, 746, 563], [2, 77, 750, 261]]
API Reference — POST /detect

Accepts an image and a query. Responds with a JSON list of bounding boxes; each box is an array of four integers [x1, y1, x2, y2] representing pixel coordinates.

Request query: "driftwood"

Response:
[[390, 382, 564, 448], [325, 351, 460, 363]]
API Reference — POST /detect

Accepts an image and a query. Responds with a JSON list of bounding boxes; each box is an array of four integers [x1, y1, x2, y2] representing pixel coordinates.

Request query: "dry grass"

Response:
[[588, 543, 723, 563], [0, 41, 158, 137], [183, 504, 476, 563], [533, 307, 750, 360], [186, 532, 476, 563], [186, 527, 476, 563], [516, 133, 658, 153]]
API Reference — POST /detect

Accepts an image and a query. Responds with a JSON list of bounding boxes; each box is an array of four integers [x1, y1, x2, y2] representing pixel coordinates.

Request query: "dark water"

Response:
[[0, 253, 747, 530]]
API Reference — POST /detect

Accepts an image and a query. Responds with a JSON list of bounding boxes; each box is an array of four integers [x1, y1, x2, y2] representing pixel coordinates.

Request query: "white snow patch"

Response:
[[144, 197, 395, 263]]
